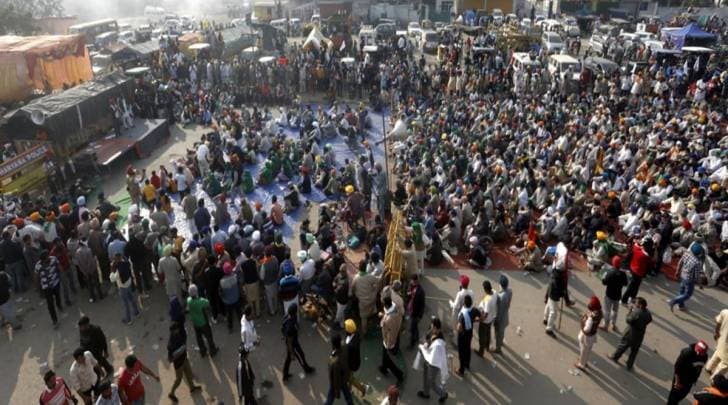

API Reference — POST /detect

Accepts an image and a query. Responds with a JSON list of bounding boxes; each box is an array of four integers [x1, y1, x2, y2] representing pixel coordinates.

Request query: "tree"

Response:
[[0, 0, 64, 35]]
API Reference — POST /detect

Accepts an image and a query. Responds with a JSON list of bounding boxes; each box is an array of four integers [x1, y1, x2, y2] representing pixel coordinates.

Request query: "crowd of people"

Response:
[[1, 9, 728, 405]]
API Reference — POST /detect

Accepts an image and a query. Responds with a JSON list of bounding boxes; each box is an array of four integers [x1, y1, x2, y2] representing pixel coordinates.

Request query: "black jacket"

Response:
[[80, 324, 108, 358], [409, 285, 426, 319], [345, 332, 361, 372], [674, 344, 708, 385], [548, 269, 567, 301], [602, 268, 628, 301]]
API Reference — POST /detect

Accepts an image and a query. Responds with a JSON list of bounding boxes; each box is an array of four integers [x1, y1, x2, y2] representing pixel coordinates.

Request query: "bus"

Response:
[[68, 19, 119, 44]]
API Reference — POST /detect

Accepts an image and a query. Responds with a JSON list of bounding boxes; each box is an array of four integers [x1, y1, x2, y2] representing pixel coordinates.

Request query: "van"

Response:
[[271, 18, 287, 33], [289, 18, 302, 35], [548, 54, 581, 80], [512, 52, 542, 71], [492, 9, 503, 25], [95, 31, 118, 47], [421, 30, 439, 53], [359, 27, 376, 46]]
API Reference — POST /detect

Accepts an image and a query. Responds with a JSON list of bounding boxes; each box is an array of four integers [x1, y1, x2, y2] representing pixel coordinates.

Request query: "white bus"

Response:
[[68, 19, 119, 44]]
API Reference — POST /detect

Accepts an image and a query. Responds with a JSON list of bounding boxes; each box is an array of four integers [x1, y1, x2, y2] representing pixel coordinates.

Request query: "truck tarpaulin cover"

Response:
[[0, 35, 93, 104], [1, 72, 133, 150]]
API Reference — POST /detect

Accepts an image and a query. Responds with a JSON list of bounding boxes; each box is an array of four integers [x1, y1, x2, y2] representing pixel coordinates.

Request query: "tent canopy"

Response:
[[303, 26, 331, 51], [662, 23, 717, 49], [0, 34, 92, 104]]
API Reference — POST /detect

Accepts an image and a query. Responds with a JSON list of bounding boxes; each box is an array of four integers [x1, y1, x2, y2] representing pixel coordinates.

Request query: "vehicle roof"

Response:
[[681, 46, 715, 53], [550, 54, 579, 63], [513, 52, 541, 65], [69, 19, 117, 30]]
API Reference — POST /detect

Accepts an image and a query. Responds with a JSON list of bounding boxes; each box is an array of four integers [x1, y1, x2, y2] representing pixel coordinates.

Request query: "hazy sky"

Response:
[[62, 0, 229, 22]]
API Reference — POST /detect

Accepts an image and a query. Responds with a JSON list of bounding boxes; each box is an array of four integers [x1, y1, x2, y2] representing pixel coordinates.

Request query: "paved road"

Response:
[[2, 121, 724, 405]]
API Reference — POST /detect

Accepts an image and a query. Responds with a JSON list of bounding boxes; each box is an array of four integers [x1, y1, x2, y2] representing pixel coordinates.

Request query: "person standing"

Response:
[[187, 284, 219, 357], [69, 348, 104, 405], [110, 253, 140, 324], [344, 319, 367, 397], [406, 274, 426, 349], [668, 243, 705, 312], [324, 333, 354, 405], [351, 260, 379, 336], [600, 256, 628, 332], [166, 321, 202, 402], [240, 305, 259, 353], [449, 275, 473, 340], [575, 296, 603, 371], [493, 274, 512, 354], [416, 317, 449, 402], [705, 308, 728, 378], [118, 354, 160, 405], [159, 245, 185, 305], [379, 296, 404, 385], [333, 265, 349, 330], [260, 249, 280, 316], [477, 280, 498, 356], [0, 268, 22, 329], [78, 316, 114, 376], [544, 263, 567, 338], [278, 262, 301, 317], [667, 341, 709, 405], [74, 239, 103, 303], [610, 297, 653, 371], [236, 344, 257, 405], [621, 237, 653, 305], [0, 230, 27, 292], [282, 303, 315, 381], [240, 251, 261, 318], [39, 369, 75, 405], [455, 295, 479, 376], [219, 261, 242, 333], [94, 381, 122, 405], [35, 251, 63, 327]]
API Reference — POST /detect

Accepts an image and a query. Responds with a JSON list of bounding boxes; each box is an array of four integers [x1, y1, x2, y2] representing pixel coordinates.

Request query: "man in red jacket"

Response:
[[621, 237, 654, 305]]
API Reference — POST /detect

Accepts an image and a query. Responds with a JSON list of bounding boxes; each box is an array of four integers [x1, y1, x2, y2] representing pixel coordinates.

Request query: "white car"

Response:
[[521, 18, 532, 31], [118, 30, 134, 43], [542, 32, 564, 54], [492, 9, 504, 25], [635, 31, 656, 42], [407, 22, 422, 37]]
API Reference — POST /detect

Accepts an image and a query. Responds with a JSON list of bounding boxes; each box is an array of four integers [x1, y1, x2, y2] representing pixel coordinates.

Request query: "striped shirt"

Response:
[[35, 256, 60, 290]]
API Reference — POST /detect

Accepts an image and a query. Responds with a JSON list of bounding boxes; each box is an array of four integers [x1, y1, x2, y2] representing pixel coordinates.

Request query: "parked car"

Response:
[[492, 9, 504, 25], [375, 23, 396, 41], [548, 54, 581, 80], [583, 56, 620, 76], [542, 31, 564, 54], [408, 21, 422, 37], [588, 33, 609, 55], [119, 30, 134, 44], [420, 30, 439, 54], [521, 18, 532, 32]]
